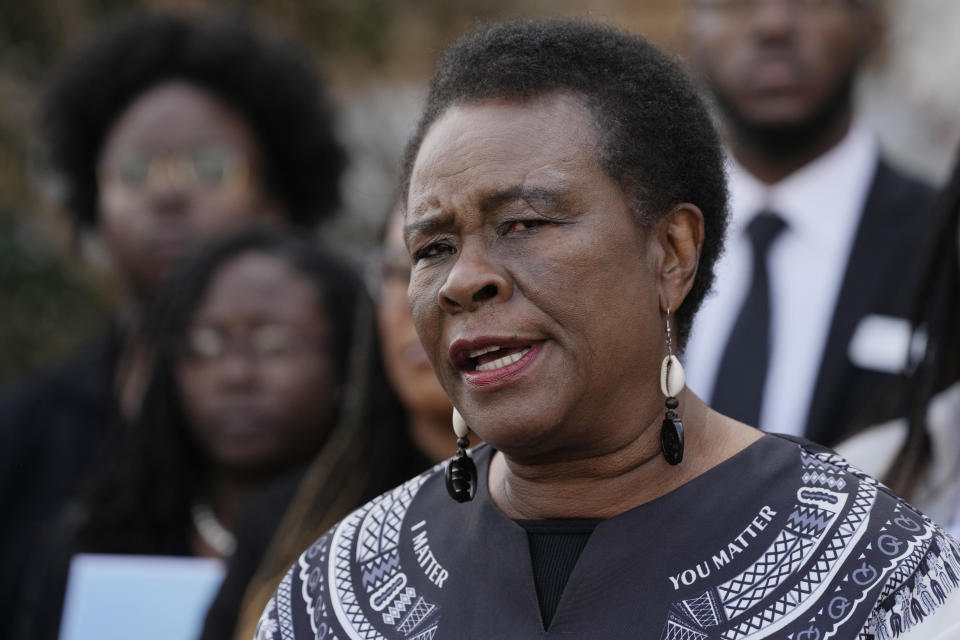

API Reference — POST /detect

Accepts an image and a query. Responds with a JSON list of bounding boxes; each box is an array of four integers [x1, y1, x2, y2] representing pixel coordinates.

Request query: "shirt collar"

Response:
[[725, 124, 878, 252]]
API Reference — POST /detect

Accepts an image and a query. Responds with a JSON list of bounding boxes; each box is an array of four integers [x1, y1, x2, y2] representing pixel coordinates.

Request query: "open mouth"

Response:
[[467, 345, 532, 372], [449, 338, 544, 389]]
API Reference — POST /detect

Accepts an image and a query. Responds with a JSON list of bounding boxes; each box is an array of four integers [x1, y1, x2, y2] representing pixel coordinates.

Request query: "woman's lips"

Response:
[[449, 338, 544, 389]]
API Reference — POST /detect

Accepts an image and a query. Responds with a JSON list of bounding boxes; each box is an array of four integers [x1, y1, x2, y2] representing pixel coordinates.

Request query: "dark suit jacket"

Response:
[[804, 159, 937, 446]]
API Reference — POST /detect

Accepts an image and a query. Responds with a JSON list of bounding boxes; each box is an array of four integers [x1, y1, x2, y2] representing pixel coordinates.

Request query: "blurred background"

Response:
[[1, 0, 958, 384]]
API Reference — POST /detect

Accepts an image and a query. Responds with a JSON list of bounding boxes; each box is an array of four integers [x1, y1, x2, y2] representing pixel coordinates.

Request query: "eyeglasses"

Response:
[[692, 0, 872, 11], [99, 147, 250, 191], [180, 324, 327, 363]]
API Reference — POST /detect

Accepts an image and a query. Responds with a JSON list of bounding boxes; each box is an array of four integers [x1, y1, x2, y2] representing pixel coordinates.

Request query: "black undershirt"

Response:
[[514, 519, 601, 629]]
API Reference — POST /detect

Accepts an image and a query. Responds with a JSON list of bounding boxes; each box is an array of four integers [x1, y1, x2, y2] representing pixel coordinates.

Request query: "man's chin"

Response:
[[711, 75, 856, 160]]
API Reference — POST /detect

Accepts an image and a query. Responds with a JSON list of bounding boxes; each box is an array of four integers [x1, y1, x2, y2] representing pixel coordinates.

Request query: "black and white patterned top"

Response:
[[255, 435, 960, 639]]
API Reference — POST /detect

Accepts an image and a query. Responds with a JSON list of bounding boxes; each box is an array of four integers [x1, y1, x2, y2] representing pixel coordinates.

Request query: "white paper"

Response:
[[59, 553, 225, 640]]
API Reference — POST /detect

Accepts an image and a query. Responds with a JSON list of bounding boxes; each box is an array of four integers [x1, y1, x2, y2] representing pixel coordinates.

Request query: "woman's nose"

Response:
[[214, 349, 260, 389], [438, 244, 511, 313]]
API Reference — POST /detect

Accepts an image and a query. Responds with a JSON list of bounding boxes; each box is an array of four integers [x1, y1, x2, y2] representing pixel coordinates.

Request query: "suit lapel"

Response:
[[804, 160, 936, 444]]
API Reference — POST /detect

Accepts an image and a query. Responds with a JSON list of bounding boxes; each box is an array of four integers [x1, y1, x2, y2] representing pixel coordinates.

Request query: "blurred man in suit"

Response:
[[683, 0, 937, 445]]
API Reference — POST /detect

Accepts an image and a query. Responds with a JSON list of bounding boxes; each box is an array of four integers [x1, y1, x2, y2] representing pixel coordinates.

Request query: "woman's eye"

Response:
[[413, 242, 455, 262], [505, 219, 547, 233]]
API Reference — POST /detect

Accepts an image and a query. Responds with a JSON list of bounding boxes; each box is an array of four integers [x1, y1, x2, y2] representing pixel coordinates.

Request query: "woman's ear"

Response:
[[654, 203, 704, 313]]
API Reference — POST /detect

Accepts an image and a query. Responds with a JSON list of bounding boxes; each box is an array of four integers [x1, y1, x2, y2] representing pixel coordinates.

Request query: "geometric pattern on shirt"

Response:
[[815, 458, 956, 639], [378, 587, 438, 635], [255, 569, 306, 640], [682, 590, 722, 628], [381, 586, 415, 626], [297, 532, 333, 634], [324, 472, 436, 640], [254, 593, 280, 640], [276, 570, 295, 640], [395, 596, 436, 635], [357, 478, 423, 564], [718, 530, 814, 617], [724, 449, 865, 611], [800, 449, 849, 491], [871, 529, 960, 639], [718, 482, 849, 620], [722, 453, 960, 640], [723, 457, 877, 638], [809, 452, 960, 639], [662, 617, 709, 640], [407, 625, 439, 640], [360, 550, 401, 594], [661, 445, 878, 639]]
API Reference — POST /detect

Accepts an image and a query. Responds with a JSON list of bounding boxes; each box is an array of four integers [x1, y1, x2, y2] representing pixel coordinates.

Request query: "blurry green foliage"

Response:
[[0, 209, 108, 384]]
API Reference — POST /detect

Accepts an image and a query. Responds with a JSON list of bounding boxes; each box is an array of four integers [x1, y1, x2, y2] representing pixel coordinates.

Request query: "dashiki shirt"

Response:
[[255, 435, 960, 639]]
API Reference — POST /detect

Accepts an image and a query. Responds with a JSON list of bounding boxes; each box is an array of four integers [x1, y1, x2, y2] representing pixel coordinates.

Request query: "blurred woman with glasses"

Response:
[[16, 228, 425, 639], [0, 12, 346, 626], [202, 208, 466, 640]]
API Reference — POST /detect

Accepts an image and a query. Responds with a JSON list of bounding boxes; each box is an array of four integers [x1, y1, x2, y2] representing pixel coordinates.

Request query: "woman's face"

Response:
[[176, 251, 335, 475], [98, 81, 281, 298], [405, 93, 666, 460], [377, 209, 451, 418]]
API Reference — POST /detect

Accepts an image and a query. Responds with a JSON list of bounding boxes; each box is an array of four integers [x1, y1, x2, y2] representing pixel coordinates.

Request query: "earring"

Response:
[[660, 308, 685, 465], [445, 408, 478, 502]]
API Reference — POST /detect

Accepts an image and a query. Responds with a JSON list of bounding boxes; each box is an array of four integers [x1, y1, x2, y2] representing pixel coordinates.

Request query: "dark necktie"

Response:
[[710, 211, 788, 427]]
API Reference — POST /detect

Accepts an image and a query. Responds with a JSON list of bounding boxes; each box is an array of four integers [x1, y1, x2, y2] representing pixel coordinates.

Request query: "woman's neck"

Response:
[[488, 391, 761, 520], [206, 469, 275, 530], [191, 468, 291, 558]]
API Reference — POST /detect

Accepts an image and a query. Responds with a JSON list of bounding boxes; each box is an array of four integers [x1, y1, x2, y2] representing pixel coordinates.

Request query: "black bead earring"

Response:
[[445, 409, 478, 502], [660, 308, 685, 465]]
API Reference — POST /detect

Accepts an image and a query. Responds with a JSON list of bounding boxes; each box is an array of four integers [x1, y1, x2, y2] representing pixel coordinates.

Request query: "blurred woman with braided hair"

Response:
[[17, 228, 427, 639]]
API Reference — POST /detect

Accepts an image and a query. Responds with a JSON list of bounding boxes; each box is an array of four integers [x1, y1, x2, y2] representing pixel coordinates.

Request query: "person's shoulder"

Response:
[[867, 514, 960, 638], [297, 455, 450, 568], [771, 435, 960, 636], [831, 418, 906, 479], [252, 456, 455, 640], [769, 435, 960, 636], [763, 433, 943, 530], [769, 433, 910, 500]]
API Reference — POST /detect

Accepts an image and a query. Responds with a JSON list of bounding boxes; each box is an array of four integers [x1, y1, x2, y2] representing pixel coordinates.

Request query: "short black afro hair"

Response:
[[401, 19, 728, 348], [43, 12, 346, 229]]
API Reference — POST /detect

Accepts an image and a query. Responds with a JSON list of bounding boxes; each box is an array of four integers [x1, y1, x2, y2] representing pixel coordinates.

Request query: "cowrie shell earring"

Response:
[[660, 308, 685, 465], [445, 408, 478, 502]]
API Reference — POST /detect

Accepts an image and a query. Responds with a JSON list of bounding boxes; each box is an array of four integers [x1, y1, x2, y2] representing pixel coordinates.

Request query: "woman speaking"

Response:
[[256, 20, 960, 639]]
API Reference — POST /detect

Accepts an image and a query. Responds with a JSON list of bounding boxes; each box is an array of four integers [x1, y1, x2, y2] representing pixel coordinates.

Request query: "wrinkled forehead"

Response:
[[404, 92, 603, 219]]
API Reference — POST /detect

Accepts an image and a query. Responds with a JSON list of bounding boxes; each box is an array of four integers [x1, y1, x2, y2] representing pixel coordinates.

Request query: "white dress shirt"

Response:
[[684, 124, 879, 437]]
